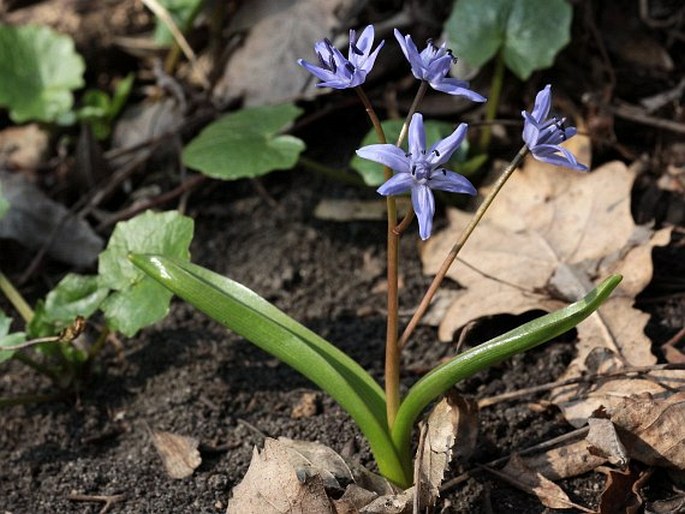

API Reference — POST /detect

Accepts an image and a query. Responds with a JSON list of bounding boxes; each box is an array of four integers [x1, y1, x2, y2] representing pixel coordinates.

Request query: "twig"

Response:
[[68, 492, 126, 514], [611, 101, 685, 134], [477, 363, 685, 408], [440, 426, 589, 493]]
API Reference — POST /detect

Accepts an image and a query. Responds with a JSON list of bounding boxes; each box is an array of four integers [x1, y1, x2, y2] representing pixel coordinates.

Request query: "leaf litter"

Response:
[[420, 151, 683, 503]]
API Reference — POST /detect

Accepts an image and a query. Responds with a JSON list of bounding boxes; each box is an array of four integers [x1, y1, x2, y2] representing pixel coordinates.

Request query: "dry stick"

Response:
[[441, 426, 590, 493], [398, 146, 529, 350], [477, 363, 685, 408], [67, 492, 126, 514], [355, 86, 401, 427]]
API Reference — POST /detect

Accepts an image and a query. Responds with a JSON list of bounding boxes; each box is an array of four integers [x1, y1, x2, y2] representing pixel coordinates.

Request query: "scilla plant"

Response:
[[131, 26, 620, 487]]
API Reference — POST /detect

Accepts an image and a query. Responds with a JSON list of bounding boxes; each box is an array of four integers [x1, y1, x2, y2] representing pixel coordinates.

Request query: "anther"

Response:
[[328, 55, 337, 73], [345, 62, 355, 73], [351, 43, 364, 56], [433, 149, 441, 157], [411, 165, 416, 176], [405, 152, 412, 158]]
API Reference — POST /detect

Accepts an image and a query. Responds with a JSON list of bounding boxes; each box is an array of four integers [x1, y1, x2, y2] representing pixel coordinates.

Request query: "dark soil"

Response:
[[2, 1, 685, 513], [2, 164, 683, 513]]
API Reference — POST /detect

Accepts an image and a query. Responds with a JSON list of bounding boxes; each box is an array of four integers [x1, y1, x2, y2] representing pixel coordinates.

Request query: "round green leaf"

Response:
[[0, 310, 25, 363], [0, 24, 85, 123], [98, 211, 194, 337], [351, 119, 470, 186], [446, 0, 572, 80], [27, 274, 109, 338], [182, 103, 306, 180]]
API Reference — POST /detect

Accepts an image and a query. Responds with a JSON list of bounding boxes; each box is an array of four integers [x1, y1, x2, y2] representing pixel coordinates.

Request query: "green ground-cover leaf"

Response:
[[351, 119, 472, 186], [446, 0, 572, 80], [28, 274, 109, 339], [0, 24, 85, 123], [98, 211, 194, 337], [153, 0, 203, 45], [0, 183, 8, 220], [77, 74, 134, 139], [0, 310, 25, 363], [182, 103, 306, 180]]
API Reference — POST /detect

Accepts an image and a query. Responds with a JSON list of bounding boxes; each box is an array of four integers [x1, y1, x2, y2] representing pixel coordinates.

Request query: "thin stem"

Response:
[[88, 326, 111, 360], [0, 271, 34, 323], [478, 50, 506, 153], [398, 145, 529, 350], [355, 87, 401, 427]]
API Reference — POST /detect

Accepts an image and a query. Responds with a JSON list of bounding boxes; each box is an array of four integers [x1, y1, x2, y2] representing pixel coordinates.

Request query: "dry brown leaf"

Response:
[[421, 160, 675, 427], [278, 437, 354, 493], [609, 392, 685, 470], [496, 454, 587, 510], [596, 466, 647, 514], [587, 416, 629, 468], [149, 429, 201, 479], [228, 438, 335, 514], [0, 124, 49, 171], [213, 0, 356, 107], [414, 392, 478, 510], [519, 438, 607, 480]]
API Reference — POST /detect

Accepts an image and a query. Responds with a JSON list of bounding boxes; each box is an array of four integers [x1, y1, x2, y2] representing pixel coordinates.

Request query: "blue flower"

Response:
[[522, 85, 588, 171], [394, 29, 486, 102], [298, 25, 384, 89], [356, 113, 476, 240]]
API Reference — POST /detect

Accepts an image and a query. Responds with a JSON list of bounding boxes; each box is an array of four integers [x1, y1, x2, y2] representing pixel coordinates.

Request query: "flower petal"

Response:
[[521, 111, 541, 147], [356, 144, 411, 173], [411, 185, 435, 240], [429, 170, 477, 195], [431, 78, 487, 102], [427, 123, 468, 166], [424, 54, 452, 82], [377, 172, 415, 196], [533, 144, 588, 171], [297, 59, 339, 82], [358, 40, 384, 75], [531, 84, 552, 123], [408, 113, 426, 157], [354, 25, 375, 55]]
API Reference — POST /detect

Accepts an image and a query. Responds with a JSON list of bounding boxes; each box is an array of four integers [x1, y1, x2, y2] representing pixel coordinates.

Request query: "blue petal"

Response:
[[429, 170, 477, 195], [521, 111, 541, 147], [411, 185, 435, 240], [356, 144, 411, 173], [377, 173, 414, 196], [408, 113, 426, 157], [424, 55, 453, 82], [530, 85, 552, 123], [297, 59, 339, 82], [533, 144, 588, 171], [358, 40, 384, 75], [394, 29, 425, 79], [427, 123, 468, 166], [431, 79, 487, 102], [354, 25, 375, 55]]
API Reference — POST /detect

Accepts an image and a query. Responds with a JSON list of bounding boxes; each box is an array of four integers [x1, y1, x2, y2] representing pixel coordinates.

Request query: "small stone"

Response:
[[291, 392, 320, 419]]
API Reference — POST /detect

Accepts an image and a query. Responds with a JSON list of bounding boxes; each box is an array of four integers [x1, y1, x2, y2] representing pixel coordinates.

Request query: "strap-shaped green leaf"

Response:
[[129, 254, 412, 485], [391, 274, 622, 458]]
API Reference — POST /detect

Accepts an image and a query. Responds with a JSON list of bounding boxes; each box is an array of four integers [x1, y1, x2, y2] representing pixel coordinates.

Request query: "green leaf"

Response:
[[0, 182, 8, 220], [0, 310, 25, 363], [182, 103, 306, 180], [391, 274, 622, 460], [351, 119, 470, 186], [0, 24, 85, 123], [153, 0, 203, 45], [446, 0, 572, 80], [98, 211, 194, 337], [77, 74, 134, 140], [130, 254, 412, 486], [27, 274, 108, 338]]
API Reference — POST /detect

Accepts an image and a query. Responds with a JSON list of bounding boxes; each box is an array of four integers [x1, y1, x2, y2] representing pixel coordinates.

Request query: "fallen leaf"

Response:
[[596, 466, 648, 514], [149, 429, 201, 479], [0, 124, 49, 171], [414, 392, 478, 510], [0, 172, 103, 266], [587, 416, 629, 468], [496, 454, 586, 510], [213, 0, 357, 107], [421, 160, 674, 427], [608, 392, 685, 470], [228, 438, 335, 514], [520, 438, 607, 480]]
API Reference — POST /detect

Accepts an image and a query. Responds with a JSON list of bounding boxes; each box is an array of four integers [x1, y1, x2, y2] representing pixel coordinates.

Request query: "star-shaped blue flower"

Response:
[[356, 113, 477, 240], [298, 25, 384, 90], [522, 85, 588, 171], [394, 29, 486, 102]]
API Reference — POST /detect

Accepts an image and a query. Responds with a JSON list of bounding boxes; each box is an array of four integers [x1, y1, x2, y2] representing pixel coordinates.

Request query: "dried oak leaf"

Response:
[[421, 159, 675, 427], [596, 465, 648, 514]]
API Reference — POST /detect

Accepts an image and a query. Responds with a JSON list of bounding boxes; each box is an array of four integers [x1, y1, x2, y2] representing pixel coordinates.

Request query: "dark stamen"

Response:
[[316, 51, 327, 68], [411, 165, 416, 176], [405, 152, 412, 158], [351, 43, 364, 56], [345, 62, 355, 73], [433, 149, 441, 157], [442, 168, 447, 176], [328, 55, 337, 73]]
